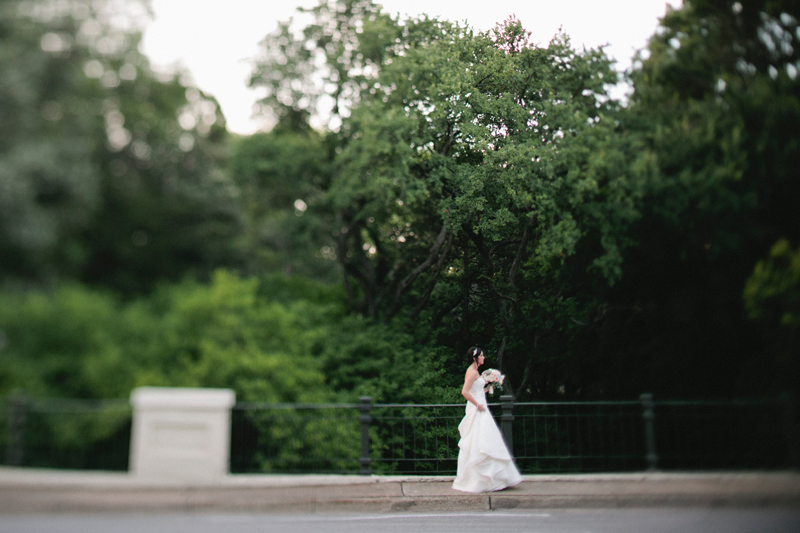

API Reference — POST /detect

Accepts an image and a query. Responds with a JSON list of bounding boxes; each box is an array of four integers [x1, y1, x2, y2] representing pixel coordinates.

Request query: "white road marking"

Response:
[[259, 512, 553, 522]]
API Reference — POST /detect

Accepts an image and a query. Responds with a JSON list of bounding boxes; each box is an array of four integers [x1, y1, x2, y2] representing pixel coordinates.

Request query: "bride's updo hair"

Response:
[[466, 346, 483, 364]]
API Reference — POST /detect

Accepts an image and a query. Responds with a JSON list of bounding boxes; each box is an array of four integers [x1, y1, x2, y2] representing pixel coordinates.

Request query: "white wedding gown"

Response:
[[452, 376, 523, 493]]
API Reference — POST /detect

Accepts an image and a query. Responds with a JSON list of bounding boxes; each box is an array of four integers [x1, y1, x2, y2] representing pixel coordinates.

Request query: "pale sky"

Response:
[[141, 1, 682, 134]]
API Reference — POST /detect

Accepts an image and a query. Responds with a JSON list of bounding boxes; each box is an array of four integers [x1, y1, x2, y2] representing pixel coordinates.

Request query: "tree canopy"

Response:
[[0, 0, 797, 407], [245, 0, 799, 400], [0, 0, 241, 293]]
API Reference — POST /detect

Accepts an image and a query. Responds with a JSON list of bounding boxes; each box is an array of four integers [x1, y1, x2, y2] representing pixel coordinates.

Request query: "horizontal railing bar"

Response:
[[514, 401, 641, 406], [234, 402, 361, 410], [24, 400, 131, 414], [253, 469, 361, 473], [654, 400, 783, 406], [372, 457, 458, 460], [514, 413, 640, 416], [236, 402, 490, 410], [372, 416, 461, 422], [374, 403, 468, 408], [515, 455, 644, 459], [254, 459, 360, 462], [658, 456, 769, 460], [24, 406, 132, 414], [236, 414, 359, 419]]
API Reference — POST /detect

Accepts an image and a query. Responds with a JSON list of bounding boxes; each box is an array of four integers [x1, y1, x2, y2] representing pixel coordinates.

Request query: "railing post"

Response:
[[640, 393, 658, 471], [358, 396, 372, 475], [782, 392, 798, 470], [6, 393, 28, 467], [500, 394, 514, 458]]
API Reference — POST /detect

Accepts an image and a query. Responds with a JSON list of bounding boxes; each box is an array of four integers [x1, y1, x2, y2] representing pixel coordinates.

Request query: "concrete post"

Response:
[[129, 387, 235, 483]]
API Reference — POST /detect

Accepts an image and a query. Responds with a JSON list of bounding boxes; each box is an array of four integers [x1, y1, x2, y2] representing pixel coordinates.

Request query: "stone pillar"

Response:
[[129, 387, 235, 483]]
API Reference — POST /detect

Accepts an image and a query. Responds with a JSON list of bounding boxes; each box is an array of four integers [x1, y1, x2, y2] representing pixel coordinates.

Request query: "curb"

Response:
[[1, 469, 799, 514]]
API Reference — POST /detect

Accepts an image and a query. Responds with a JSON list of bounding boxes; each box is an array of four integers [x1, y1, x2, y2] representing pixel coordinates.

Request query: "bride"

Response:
[[452, 346, 522, 493]]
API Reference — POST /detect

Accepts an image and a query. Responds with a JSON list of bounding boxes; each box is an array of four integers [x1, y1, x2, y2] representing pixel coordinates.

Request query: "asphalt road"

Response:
[[1, 509, 799, 533]]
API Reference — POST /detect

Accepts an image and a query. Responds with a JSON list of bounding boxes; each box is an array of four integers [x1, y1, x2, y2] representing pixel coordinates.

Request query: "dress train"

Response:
[[452, 376, 522, 493]]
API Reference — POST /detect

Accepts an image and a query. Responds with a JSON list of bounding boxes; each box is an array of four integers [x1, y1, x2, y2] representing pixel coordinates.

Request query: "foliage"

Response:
[[0, 268, 453, 403], [2, 0, 799, 431], [0, 284, 159, 399], [586, 0, 800, 399], [744, 239, 800, 328], [0, 268, 453, 471], [0, 0, 242, 293], [242, 406, 362, 473], [229, 125, 338, 281], [742, 239, 799, 385], [247, 0, 800, 403], [0, 272, 329, 401], [318, 15, 646, 398], [317, 315, 448, 403], [249, 0, 398, 128]]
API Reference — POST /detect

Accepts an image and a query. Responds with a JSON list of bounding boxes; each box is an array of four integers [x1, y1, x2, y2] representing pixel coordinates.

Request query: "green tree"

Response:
[[250, 0, 800, 402], [330, 17, 649, 396], [229, 122, 337, 281], [0, 270, 341, 401], [745, 239, 800, 328], [250, 2, 652, 397], [0, 0, 243, 293], [571, 0, 800, 399], [249, 0, 398, 129]]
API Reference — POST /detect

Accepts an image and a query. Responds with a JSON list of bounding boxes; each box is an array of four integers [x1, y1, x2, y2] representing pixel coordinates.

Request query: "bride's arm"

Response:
[[461, 370, 486, 411]]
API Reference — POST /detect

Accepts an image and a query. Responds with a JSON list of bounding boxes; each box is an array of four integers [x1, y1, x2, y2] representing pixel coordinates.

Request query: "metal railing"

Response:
[[1, 395, 131, 471], [230, 394, 799, 475], [510, 399, 647, 474], [650, 398, 793, 470], [2, 393, 796, 475], [230, 401, 363, 473]]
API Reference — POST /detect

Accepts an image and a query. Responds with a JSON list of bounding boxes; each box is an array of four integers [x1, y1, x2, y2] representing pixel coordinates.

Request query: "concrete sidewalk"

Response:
[[1, 468, 799, 514]]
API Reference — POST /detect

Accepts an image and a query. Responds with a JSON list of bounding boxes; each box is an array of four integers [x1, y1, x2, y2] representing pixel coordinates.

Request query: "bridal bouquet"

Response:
[[481, 368, 505, 396]]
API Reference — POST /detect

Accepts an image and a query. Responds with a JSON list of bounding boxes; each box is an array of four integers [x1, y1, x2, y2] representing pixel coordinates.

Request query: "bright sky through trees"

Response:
[[142, 0, 681, 133]]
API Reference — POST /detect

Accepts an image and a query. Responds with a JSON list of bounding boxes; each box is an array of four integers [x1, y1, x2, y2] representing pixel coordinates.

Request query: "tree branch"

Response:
[[440, 123, 457, 156], [515, 335, 538, 399], [496, 336, 511, 396], [409, 230, 454, 320], [463, 223, 495, 277], [336, 214, 381, 319], [336, 213, 362, 305], [384, 224, 449, 322], [509, 212, 536, 287]]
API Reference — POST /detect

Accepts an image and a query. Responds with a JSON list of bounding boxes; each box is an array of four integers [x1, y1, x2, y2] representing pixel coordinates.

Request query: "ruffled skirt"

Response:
[[451, 403, 523, 493]]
